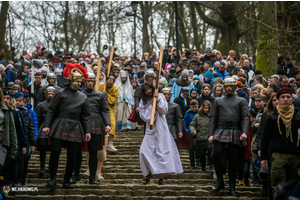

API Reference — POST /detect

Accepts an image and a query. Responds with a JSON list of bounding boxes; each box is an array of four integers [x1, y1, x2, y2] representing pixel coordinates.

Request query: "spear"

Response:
[[150, 46, 164, 130]]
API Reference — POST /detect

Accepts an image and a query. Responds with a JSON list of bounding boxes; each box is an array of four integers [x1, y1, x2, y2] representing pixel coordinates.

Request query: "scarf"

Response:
[[276, 104, 294, 142]]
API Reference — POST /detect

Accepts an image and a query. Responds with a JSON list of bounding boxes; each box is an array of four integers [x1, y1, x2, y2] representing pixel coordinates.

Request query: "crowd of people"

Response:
[[0, 45, 300, 199]]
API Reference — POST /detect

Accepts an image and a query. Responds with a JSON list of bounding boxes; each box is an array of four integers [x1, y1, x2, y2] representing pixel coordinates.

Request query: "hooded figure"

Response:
[[115, 70, 134, 131]]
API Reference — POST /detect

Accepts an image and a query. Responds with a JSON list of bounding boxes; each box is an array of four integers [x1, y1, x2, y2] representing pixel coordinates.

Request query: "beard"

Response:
[[42, 74, 47, 78]]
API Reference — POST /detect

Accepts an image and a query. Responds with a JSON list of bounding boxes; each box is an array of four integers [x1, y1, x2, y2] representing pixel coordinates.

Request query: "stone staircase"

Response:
[[6, 131, 268, 200]]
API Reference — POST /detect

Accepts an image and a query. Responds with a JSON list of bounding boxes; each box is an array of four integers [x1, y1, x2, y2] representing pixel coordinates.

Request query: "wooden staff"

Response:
[[95, 47, 114, 91], [150, 46, 164, 130]]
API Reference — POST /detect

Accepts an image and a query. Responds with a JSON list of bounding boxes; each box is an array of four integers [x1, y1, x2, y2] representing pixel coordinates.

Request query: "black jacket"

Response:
[[10, 107, 28, 149], [200, 55, 216, 66], [174, 95, 192, 117], [276, 62, 296, 78], [196, 94, 215, 107], [18, 106, 36, 146], [261, 108, 300, 160]]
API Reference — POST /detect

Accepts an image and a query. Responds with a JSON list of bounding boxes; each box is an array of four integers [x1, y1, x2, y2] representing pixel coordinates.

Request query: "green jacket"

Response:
[[1, 104, 17, 158], [189, 112, 209, 141]]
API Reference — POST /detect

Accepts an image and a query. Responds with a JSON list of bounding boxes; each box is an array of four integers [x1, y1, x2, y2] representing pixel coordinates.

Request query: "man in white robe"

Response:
[[115, 70, 134, 131], [139, 82, 183, 185]]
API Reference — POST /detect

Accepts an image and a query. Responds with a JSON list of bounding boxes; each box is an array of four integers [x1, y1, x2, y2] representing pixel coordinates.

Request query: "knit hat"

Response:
[[13, 92, 24, 98], [193, 75, 200, 80], [236, 81, 243, 89], [181, 69, 189, 77], [205, 47, 212, 53], [188, 69, 194, 74], [276, 87, 293, 99], [170, 63, 176, 68], [130, 79, 137, 84], [204, 70, 214, 79]]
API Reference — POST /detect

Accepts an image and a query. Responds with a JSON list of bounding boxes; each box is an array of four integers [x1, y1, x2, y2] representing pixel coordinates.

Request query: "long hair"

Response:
[[0, 88, 5, 106], [140, 82, 155, 104], [199, 100, 212, 115], [264, 93, 277, 115], [213, 83, 223, 97]]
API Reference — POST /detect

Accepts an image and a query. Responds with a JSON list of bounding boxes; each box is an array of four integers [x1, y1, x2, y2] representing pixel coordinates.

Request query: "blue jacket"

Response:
[[183, 109, 198, 139], [236, 89, 249, 103], [215, 69, 229, 80], [26, 103, 38, 140]]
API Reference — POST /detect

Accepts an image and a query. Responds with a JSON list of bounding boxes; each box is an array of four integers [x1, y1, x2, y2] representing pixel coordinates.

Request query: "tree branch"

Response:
[[194, 4, 225, 30]]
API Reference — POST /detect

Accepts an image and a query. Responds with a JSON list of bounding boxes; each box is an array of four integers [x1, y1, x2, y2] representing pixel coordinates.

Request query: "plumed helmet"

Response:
[[87, 72, 96, 81]]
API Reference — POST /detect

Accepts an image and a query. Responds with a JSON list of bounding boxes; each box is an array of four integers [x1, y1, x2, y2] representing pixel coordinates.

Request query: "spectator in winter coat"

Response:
[[200, 47, 216, 66], [227, 57, 238, 74], [183, 99, 199, 169], [166, 64, 176, 83], [236, 81, 249, 103], [25, 100, 38, 140], [171, 70, 194, 102], [6, 64, 16, 83], [192, 75, 203, 95], [203, 69, 215, 89], [187, 57, 201, 75], [215, 61, 229, 80], [174, 87, 192, 117], [196, 84, 215, 107], [276, 55, 295, 78]]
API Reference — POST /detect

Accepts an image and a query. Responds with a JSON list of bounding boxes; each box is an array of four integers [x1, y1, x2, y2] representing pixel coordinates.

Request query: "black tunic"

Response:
[[36, 99, 50, 139], [44, 87, 91, 143], [82, 89, 110, 135], [166, 102, 183, 139], [209, 94, 250, 146]]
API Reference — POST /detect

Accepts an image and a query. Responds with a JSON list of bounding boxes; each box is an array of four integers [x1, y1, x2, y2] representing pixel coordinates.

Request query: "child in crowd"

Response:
[[189, 100, 212, 173], [183, 99, 199, 169]]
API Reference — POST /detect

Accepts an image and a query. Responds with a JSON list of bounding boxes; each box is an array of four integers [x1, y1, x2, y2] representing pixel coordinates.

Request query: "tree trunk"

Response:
[[140, 2, 151, 54], [256, 1, 278, 76], [195, 2, 240, 57], [216, 3, 240, 58], [190, 2, 200, 51], [213, 28, 220, 50], [177, 2, 189, 51], [63, 1, 69, 52], [0, 1, 10, 61]]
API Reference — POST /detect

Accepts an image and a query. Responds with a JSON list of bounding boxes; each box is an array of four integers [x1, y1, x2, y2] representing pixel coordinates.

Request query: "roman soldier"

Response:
[[43, 63, 91, 189], [35, 86, 56, 177], [37, 73, 61, 104], [209, 77, 250, 196], [70, 73, 111, 185], [162, 88, 183, 140]]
